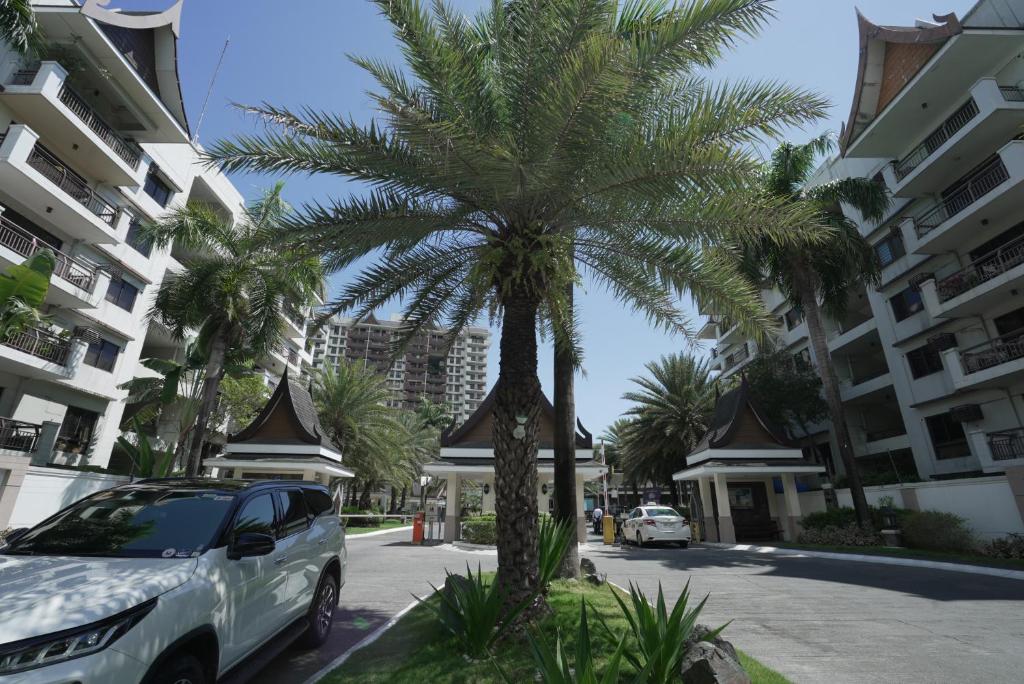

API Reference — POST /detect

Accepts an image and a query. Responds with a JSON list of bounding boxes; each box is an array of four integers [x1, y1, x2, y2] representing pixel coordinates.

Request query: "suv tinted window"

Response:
[[234, 494, 276, 537], [276, 489, 310, 538], [304, 489, 335, 517]]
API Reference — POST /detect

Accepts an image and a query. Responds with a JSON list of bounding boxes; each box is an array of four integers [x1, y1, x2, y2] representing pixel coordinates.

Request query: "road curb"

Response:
[[345, 525, 413, 539], [703, 542, 1024, 580]]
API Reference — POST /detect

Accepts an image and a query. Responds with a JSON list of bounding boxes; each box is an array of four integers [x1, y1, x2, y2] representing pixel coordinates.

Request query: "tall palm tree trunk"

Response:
[[186, 331, 227, 477], [553, 285, 580, 578], [792, 263, 871, 528], [493, 288, 543, 610]]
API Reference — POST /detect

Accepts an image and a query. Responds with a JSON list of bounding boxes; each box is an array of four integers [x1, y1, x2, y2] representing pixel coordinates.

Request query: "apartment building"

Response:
[[0, 0, 310, 516], [702, 0, 1024, 484], [311, 314, 490, 423]]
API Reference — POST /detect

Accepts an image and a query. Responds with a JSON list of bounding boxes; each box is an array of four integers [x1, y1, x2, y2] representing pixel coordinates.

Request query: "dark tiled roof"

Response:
[[689, 376, 797, 455], [425, 458, 605, 468], [228, 368, 341, 452]]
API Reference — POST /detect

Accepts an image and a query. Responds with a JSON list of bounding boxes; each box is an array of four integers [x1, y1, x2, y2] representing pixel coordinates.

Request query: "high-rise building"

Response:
[[0, 0, 312, 528], [702, 0, 1024, 483], [311, 314, 490, 423]]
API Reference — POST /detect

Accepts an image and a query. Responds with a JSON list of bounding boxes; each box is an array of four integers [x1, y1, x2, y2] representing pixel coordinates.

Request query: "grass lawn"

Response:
[[322, 578, 791, 684], [344, 519, 410, 536], [771, 542, 1024, 571]]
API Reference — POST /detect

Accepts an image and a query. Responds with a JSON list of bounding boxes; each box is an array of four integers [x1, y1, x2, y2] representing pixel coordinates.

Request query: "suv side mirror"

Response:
[[227, 532, 276, 560]]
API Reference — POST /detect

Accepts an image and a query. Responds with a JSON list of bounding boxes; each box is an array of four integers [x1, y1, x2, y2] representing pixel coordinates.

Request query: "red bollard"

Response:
[[412, 511, 425, 544]]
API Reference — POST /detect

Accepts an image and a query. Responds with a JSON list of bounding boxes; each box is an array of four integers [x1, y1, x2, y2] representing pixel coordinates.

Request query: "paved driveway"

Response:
[[250, 529, 1024, 684], [585, 539, 1024, 684]]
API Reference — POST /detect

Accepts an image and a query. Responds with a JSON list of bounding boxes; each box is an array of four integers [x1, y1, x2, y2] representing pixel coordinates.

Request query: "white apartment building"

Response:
[[311, 314, 490, 423], [0, 1, 310, 527], [702, 0, 1024, 489]]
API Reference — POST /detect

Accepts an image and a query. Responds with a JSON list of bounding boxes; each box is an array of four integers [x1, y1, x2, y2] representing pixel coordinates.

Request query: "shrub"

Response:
[[801, 508, 858, 531], [421, 564, 527, 660], [462, 516, 497, 545], [538, 516, 575, 590], [984, 533, 1024, 559], [593, 581, 724, 684], [797, 523, 882, 547], [901, 510, 975, 553], [340, 507, 382, 528]]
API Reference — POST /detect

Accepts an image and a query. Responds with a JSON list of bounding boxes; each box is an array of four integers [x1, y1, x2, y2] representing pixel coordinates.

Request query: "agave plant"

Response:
[[538, 516, 577, 592], [593, 581, 727, 684], [419, 564, 530, 660]]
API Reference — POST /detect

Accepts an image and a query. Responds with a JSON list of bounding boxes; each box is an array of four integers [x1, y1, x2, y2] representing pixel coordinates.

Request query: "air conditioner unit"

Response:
[[949, 404, 983, 423], [72, 327, 101, 344]]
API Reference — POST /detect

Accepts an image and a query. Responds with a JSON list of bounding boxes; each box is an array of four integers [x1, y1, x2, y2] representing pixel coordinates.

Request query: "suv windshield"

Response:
[[2, 487, 236, 558], [645, 507, 681, 517]]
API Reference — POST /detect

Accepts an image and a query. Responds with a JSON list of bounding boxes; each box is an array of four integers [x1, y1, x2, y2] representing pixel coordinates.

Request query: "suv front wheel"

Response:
[[298, 573, 338, 648], [153, 653, 206, 684]]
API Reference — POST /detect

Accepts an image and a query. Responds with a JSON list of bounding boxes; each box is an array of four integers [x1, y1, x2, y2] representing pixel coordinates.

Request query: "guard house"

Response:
[[423, 387, 607, 543], [672, 378, 825, 543], [205, 370, 354, 489]]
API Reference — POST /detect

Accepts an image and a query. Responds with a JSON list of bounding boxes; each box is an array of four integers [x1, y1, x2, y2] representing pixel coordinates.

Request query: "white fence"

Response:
[[793, 476, 1023, 541], [8, 467, 128, 528]]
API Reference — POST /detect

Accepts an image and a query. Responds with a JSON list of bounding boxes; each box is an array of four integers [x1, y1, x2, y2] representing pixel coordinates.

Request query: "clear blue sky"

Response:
[[160, 0, 975, 437]]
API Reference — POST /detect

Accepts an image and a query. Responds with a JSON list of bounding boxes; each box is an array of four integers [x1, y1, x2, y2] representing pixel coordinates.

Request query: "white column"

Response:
[[697, 477, 717, 542], [575, 475, 586, 543], [443, 473, 461, 542], [713, 472, 735, 543], [781, 473, 802, 541]]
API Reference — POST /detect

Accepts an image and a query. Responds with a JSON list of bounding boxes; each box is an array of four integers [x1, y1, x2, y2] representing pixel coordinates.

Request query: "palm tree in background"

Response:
[[0, 0, 39, 54], [620, 354, 717, 503], [142, 183, 323, 476], [746, 135, 889, 528], [206, 0, 827, 608]]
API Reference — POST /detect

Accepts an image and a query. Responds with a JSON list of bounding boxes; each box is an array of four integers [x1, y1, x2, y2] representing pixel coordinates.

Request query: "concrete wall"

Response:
[[817, 476, 1024, 540], [7, 467, 128, 528]]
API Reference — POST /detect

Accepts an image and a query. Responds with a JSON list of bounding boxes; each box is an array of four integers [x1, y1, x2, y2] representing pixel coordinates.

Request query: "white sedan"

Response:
[[622, 506, 692, 548]]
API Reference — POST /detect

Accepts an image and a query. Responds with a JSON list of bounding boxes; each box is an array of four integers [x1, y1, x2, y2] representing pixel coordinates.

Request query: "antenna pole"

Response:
[[193, 37, 230, 145]]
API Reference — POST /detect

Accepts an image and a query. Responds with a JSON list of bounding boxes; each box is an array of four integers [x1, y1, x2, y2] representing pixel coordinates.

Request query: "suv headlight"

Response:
[[0, 598, 156, 674]]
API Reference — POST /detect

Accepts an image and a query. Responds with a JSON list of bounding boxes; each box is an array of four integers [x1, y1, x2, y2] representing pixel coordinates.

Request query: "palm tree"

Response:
[[142, 183, 323, 476], [206, 0, 827, 608], [748, 135, 889, 528], [620, 354, 717, 503], [312, 361, 408, 508], [0, 0, 39, 54]]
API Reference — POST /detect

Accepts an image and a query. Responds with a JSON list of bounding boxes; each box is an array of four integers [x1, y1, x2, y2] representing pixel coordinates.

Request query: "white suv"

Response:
[[0, 479, 346, 683]]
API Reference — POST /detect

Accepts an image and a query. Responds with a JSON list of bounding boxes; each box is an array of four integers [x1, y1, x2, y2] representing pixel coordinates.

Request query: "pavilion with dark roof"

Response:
[[204, 369, 354, 484], [423, 386, 606, 543], [673, 378, 825, 544]]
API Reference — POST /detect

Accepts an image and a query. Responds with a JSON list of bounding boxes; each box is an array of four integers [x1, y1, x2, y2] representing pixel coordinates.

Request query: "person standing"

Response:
[[592, 505, 603, 534]]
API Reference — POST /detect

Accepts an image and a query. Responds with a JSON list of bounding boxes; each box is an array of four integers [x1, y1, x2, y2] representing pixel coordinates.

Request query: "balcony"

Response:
[[943, 332, 1024, 390], [0, 213, 97, 289], [889, 79, 1024, 197], [720, 344, 751, 376], [0, 417, 41, 452], [0, 125, 120, 245], [0, 326, 73, 379], [988, 429, 1024, 462], [0, 62, 143, 185], [908, 141, 1024, 255], [921, 233, 1024, 319], [839, 370, 892, 402]]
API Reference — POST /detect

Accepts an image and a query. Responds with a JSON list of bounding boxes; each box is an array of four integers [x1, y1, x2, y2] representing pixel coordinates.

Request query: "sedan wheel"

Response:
[[635, 531, 644, 548]]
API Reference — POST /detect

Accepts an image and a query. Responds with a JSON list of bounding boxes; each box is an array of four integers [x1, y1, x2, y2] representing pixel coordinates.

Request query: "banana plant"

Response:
[[116, 418, 176, 479], [0, 249, 56, 339]]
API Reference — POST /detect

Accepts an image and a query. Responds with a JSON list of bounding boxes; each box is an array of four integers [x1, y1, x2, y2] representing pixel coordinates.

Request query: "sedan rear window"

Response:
[[644, 507, 681, 517], [3, 488, 236, 558]]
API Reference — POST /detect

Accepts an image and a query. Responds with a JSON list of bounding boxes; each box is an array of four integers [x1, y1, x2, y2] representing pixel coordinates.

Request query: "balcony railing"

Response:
[[4, 326, 71, 365], [0, 417, 40, 452], [9, 68, 39, 86], [912, 158, 1011, 237], [0, 215, 97, 292], [26, 145, 118, 225], [1000, 86, 1024, 102], [989, 429, 1024, 461], [865, 426, 907, 442], [57, 85, 142, 169], [961, 331, 1024, 375], [281, 347, 299, 365], [936, 233, 1024, 302], [893, 98, 980, 181], [722, 344, 749, 371]]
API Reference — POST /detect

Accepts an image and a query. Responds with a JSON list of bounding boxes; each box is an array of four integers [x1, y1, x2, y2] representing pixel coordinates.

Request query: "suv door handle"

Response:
[[318, 538, 327, 545], [273, 555, 289, 565]]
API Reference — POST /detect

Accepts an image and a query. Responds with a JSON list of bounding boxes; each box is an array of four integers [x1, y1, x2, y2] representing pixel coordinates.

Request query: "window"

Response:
[[794, 348, 812, 367], [143, 168, 172, 207], [874, 231, 906, 267], [304, 489, 335, 518], [275, 489, 310, 538], [57, 406, 99, 453], [890, 286, 924, 322], [125, 217, 153, 257], [906, 344, 943, 379], [925, 413, 970, 460], [233, 494, 277, 537], [106, 276, 139, 312], [783, 307, 804, 330], [84, 338, 120, 372]]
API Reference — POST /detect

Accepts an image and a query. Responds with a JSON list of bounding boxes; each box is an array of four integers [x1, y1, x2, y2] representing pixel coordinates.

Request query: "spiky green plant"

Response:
[[538, 515, 577, 591], [206, 0, 828, 608]]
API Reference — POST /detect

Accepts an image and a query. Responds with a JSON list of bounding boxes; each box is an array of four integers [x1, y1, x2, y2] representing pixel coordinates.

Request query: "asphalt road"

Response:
[[251, 528, 1024, 683]]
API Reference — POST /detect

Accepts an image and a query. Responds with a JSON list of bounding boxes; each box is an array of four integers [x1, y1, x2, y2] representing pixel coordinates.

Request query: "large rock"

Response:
[[580, 557, 597, 575], [685, 624, 739, 663], [680, 641, 750, 684], [440, 573, 472, 624]]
